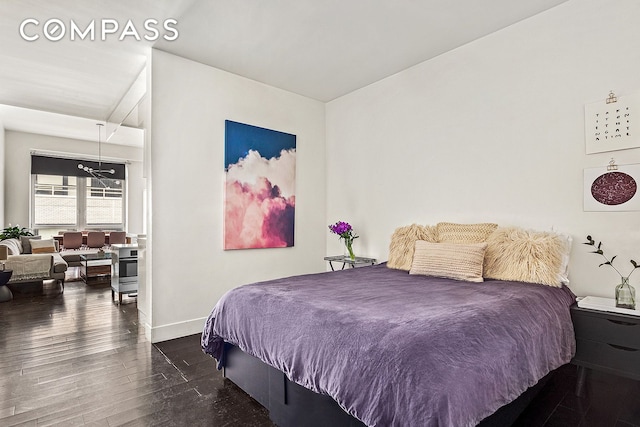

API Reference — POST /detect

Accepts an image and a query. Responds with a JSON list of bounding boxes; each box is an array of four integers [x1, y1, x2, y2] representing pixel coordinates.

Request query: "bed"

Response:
[[202, 262, 576, 427]]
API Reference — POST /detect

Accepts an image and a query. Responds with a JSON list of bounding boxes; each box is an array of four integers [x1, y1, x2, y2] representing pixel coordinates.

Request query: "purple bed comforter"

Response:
[[202, 264, 575, 427]]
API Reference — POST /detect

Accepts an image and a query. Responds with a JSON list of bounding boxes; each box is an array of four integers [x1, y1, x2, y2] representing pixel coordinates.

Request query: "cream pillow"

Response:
[[387, 224, 438, 271], [409, 240, 487, 283], [437, 222, 498, 244], [30, 238, 56, 254], [20, 235, 41, 254], [483, 227, 572, 287]]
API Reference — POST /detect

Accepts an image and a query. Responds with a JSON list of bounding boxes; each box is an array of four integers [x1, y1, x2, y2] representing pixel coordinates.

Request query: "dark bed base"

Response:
[[222, 343, 552, 427]]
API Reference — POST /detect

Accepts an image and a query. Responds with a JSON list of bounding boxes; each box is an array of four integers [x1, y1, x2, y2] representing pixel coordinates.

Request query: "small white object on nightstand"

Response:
[[577, 295, 640, 317]]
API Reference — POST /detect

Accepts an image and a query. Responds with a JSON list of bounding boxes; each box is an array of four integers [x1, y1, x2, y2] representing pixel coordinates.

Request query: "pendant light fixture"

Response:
[[77, 123, 116, 188]]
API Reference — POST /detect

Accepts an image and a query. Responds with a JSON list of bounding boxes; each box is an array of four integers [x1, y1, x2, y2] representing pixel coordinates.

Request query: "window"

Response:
[[30, 155, 126, 235], [86, 178, 123, 226], [33, 175, 77, 225]]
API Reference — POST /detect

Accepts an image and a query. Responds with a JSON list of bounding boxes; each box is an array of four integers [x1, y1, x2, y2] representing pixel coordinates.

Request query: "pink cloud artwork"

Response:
[[224, 175, 295, 249], [224, 146, 296, 249]]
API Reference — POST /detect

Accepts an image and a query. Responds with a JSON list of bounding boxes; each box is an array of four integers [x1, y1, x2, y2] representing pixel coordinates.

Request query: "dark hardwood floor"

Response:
[[514, 364, 640, 427], [0, 279, 273, 426], [1, 278, 639, 426]]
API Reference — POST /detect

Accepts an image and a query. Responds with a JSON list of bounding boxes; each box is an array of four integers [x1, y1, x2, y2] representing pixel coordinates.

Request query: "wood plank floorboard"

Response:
[[0, 281, 273, 426], [2, 280, 639, 426]]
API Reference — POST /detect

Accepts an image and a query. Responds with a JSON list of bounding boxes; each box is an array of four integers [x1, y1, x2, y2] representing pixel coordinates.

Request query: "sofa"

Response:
[[0, 236, 68, 288]]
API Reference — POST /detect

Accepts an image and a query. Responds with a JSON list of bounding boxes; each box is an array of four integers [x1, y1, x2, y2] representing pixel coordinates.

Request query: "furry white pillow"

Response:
[[410, 240, 488, 283], [483, 227, 572, 287], [387, 224, 438, 271]]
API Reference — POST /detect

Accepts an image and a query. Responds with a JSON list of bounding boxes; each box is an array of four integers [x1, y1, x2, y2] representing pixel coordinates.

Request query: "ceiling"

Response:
[[0, 0, 568, 145]]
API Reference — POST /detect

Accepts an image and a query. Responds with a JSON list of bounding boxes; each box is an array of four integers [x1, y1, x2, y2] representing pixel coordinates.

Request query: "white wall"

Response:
[[4, 131, 144, 233], [326, 0, 640, 298], [136, 56, 153, 340], [0, 123, 5, 227], [150, 50, 326, 342]]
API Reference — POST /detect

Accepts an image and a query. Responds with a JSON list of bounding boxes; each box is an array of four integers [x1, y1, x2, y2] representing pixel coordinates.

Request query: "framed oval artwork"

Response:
[[584, 163, 640, 211]]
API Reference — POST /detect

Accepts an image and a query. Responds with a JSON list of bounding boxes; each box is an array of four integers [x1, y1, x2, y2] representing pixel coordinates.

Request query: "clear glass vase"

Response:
[[344, 239, 355, 260], [615, 277, 636, 310]]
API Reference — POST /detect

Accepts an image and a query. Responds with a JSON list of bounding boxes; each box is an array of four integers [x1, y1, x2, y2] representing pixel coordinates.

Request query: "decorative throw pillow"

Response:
[[556, 233, 572, 284], [20, 235, 41, 254], [409, 240, 488, 282], [437, 222, 498, 244], [30, 238, 56, 254], [483, 227, 572, 287], [387, 224, 438, 271]]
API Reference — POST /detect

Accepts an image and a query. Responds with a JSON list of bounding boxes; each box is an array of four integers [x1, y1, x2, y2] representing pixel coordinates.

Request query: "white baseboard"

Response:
[[137, 310, 152, 342], [149, 317, 207, 343]]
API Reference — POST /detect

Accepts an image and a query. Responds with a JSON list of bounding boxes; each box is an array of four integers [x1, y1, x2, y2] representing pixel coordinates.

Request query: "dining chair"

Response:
[[86, 231, 106, 249], [108, 231, 126, 245], [62, 232, 83, 250]]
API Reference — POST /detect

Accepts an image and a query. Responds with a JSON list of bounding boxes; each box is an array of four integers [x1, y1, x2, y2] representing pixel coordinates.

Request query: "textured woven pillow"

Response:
[[409, 240, 487, 282], [437, 222, 498, 244], [387, 224, 438, 271], [30, 238, 56, 254], [483, 227, 572, 287]]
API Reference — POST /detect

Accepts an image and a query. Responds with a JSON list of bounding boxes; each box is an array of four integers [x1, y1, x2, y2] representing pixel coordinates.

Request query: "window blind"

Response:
[[31, 155, 126, 180]]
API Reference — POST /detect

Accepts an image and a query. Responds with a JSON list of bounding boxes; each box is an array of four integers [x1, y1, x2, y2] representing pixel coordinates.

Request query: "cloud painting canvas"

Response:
[[224, 120, 296, 249]]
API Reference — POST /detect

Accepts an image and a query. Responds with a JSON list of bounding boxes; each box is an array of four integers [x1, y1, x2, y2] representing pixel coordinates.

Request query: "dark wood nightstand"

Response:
[[570, 304, 640, 395]]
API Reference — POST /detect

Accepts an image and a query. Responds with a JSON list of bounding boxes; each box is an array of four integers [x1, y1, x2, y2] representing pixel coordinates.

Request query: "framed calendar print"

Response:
[[585, 93, 640, 154]]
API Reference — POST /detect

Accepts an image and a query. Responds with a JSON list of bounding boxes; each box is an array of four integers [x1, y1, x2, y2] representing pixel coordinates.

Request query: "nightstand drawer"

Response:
[[571, 310, 640, 349], [574, 338, 640, 379]]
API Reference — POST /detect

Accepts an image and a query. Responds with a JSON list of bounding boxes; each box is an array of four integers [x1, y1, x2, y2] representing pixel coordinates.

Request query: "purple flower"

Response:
[[328, 221, 359, 242]]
